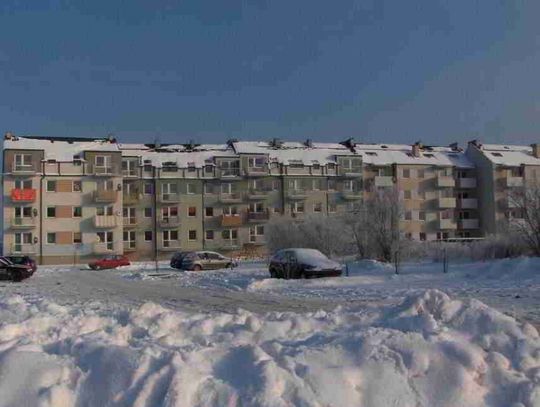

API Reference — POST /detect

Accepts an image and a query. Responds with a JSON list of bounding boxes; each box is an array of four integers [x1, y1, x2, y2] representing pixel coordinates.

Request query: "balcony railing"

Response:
[[438, 219, 457, 230], [244, 167, 268, 176], [459, 219, 479, 229], [123, 241, 137, 251], [11, 217, 37, 229], [159, 193, 180, 203], [123, 217, 137, 227], [287, 190, 307, 200], [247, 189, 271, 199], [458, 178, 477, 188], [219, 239, 240, 250], [160, 240, 181, 250], [13, 164, 36, 174], [341, 191, 362, 200], [248, 235, 265, 245], [438, 197, 457, 209], [374, 176, 394, 187], [122, 169, 138, 177], [11, 243, 37, 254], [11, 188, 37, 202], [93, 242, 114, 253], [123, 192, 140, 204], [221, 214, 243, 227], [93, 166, 115, 176], [159, 216, 180, 227], [218, 168, 241, 178], [503, 176, 524, 188], [437, 176, 455, 188], [218, 193, 243, 203], [94, 189, 117, 203], [93, 216, 118, 228], [247, 210, 270, 222], [459, 198, 478, 209]]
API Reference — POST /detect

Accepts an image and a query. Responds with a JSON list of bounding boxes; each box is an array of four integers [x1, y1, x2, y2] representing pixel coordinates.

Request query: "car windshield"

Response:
[[292, 249, 329, 263]]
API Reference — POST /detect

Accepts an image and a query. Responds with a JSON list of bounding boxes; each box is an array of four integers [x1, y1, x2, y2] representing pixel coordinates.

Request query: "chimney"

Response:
[[4, 131, 13, 140], [339, 138, 356, 152], [531, 143, 540, 158], [411, 141, 422, 157], [449, 142, 459, 151], [304, 138, 313, 148]]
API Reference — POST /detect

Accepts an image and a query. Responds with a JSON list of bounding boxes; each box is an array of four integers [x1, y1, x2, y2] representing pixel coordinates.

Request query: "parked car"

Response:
[[170, 251, 236, 271], [88, 255, 130, 270], [0, 256, 34, 282], [5, 255, 37, 274], [268, 248, 343, 279]]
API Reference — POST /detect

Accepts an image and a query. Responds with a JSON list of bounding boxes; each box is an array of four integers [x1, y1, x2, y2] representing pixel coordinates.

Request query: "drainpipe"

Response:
[[39, 164, 44, 265], [202, 179, 206, 250], [153, 169, 158, 269]]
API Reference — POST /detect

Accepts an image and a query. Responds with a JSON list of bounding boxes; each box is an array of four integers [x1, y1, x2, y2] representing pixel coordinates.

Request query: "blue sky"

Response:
[[1, 1, 539, 146]]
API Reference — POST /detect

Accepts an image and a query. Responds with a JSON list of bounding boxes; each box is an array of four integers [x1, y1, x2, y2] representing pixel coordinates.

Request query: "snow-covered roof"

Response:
[[354, 144, 474, 168], [474, 143, 540, 166], [3, 136, 120, 161]]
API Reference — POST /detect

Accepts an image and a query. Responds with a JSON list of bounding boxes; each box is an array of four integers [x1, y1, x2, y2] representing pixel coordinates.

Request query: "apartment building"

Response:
[[465, 141, 540, 234], [2, 133, 488, 264]]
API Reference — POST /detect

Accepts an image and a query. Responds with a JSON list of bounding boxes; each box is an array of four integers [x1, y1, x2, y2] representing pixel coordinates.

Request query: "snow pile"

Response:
[[0, 290, 539, 406]]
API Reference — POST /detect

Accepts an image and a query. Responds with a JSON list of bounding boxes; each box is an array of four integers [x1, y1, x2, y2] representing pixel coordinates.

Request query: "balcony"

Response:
[[221, 214, 243, 227], [503, 176, 524, 188], [459, 198, 478, 209], [11, 217, 37, 229], [123, 217, 137, 228], [244, 167, 268, 177], [459, 219, 480, 229], [438, 219, 457, 230], [341, 191, 362, 200], [374, 176, 394, 187], [159, 193, 180, 203], [93, 242, 115, 254], [11, 188, 37, 202], [247, 189, 271, 200], [458, 178, 477, 188], [11, 243, 37, 254], [93, 166, 115, 176], [160, 240, 181, 251], [438, 197, 457, 209], [338, 168, 363, 177], [218, 239, 240, 250], [122, 169, 138, 178], [123, 192, 140, 205], [218, 168, 241, 178], [94, 189, 117, 203], [159, 216, 180, 228], [93, 216, 118, 228], [437, 176, 455, 188], [287, 190, 307, 200], [247, 210, 270, 222], [123, 241, 137, 252], [247, 235, 265, 245], [13, 165, 36, 175], [219, 193, 243, 203]]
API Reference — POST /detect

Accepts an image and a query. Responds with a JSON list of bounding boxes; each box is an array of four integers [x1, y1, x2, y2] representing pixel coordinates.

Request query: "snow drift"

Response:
[[0, 290, 539, 407]]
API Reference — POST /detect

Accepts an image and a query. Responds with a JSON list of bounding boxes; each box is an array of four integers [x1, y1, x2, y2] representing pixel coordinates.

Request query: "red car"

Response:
[[88, 255, 130, 270]]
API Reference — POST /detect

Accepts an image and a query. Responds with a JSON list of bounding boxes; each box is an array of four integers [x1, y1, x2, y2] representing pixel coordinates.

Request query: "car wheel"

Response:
[[269, 268, 277, 278], [193, 264, 202, 271], [11, 270, 23, 282]]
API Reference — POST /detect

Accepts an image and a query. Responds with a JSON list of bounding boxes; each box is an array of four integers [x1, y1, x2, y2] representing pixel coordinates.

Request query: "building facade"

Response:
[[2, 133, 535, 264]]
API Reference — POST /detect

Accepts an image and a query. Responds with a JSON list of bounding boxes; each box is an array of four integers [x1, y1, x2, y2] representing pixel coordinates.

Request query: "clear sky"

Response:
[[1, 1, 539, 146]]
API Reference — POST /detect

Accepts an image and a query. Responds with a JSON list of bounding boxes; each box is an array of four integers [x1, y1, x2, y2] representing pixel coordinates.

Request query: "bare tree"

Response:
[[507, 184, 540, 255]]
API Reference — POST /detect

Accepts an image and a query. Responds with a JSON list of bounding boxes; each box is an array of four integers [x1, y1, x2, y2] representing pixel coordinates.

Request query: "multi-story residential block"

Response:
[[465, 141, 540, 234], [2, 132, 513, 264]]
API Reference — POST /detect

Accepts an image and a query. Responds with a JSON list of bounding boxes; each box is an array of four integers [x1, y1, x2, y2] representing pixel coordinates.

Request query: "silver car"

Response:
[[170, 251, 236, 271]]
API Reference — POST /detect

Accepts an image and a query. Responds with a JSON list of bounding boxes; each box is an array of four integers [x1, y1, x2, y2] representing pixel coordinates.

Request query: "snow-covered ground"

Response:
[[1, 257, 540, 406]]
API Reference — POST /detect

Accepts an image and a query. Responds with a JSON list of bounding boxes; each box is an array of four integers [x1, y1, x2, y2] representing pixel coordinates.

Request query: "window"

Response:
[[188, 207, 197, 217], [249, 202, 264, 213], [458, 211, 470, 220], [417, 169, 425, 179], [188, 230, 197, 241], [161, 206, 178, 219], [97, 231, 114, 250], [205, 230, 214, 240], [15, 207, 32, 218], [144, 231, 153, 241], [327, 163, 336, 170], [162, 162, 178, 172], [328, 179, 336, 191], [249, 225, 264, 242], [73, 206, 82, 217], [186, 183, 196, 194], [220, 182, 236, 194], [290, 202, 304, 213], [144, 208, 152, 218], [96, 206, 114, 216], [162, 230, 179, 247], [312, 179, 321, 190], [47, 207, 56, 218], [223, 206, 238, 216], [248, 157, 265, 168], [222, 229, 238, 240], [15, 179, 32, 189], [403, 169, 410, 178], [72, 180, 82, 192], [419, 232, 426, 241], [272, 180, 280, 190], [204, 165, 213, 174], [404, 190, 412, 200], [47, 233, 56, 244], [122, 159, 138, 176], [405, 211, 412, 221], [205, 207, 214, 217], [14, 153, 33, 170], [144, 182, 153, 195], [313, 202, 322, 213], [418, 211, 426, 221], [46, 180, 57, 192], [144, 164, 153, 172], [328, 203, 337, 213], [123, 231, 136, 249], [204, 183, 215, 194], [73, 232, 82, 244]]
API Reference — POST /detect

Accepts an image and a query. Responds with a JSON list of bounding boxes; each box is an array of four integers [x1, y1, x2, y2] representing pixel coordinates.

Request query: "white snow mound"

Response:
[[0, 289, 539, 407]]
